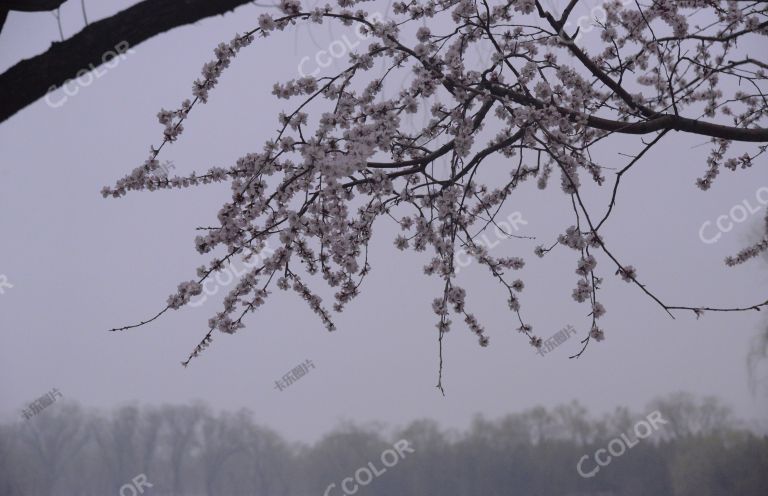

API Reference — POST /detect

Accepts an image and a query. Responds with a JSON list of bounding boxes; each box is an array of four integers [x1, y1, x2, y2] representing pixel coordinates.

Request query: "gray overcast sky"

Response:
[[0, 0, 766, 442]]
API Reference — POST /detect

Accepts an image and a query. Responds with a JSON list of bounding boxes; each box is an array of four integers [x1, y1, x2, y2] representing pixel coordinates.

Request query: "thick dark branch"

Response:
[[576, 112, 768, 142], [485, 82, 768, 143], [585, 113, 768, 142], [0, 0, 256, 124], [0, 0, 66, 11]]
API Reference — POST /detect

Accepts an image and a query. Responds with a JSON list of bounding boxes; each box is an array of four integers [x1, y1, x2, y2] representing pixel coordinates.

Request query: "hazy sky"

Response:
[[0, 0, 766, 442]]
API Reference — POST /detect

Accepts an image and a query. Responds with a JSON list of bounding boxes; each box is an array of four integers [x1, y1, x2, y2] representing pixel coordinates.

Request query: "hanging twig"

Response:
[[51, 7, 63, 41], [80, 0, 88, 25]]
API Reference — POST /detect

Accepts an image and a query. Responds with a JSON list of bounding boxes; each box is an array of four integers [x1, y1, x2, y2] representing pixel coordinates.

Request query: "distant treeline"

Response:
[[0, 392, 766, 495]]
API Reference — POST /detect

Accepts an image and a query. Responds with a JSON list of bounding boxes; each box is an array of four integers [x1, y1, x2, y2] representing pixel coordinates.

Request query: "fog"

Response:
[[0, 1, 766, 494]]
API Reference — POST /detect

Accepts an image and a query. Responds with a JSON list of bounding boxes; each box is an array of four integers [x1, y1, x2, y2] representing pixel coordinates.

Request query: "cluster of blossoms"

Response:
[[725, 211, 768, 267], [167, 281, 203, 309], [106, 0, 768, 382]]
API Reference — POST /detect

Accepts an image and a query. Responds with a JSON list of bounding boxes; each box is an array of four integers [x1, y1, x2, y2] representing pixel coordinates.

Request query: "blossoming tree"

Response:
[[104, 0, 768, 392]]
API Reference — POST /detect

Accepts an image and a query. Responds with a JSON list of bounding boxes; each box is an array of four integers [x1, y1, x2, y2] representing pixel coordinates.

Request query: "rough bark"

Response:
[[0, 0, 255, 124]]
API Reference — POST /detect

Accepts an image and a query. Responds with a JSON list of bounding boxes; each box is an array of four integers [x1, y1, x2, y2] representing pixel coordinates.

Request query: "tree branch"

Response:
[[0, 0, 66, 12], [485, 82, 768, 143], [0, 0, 258, 124]]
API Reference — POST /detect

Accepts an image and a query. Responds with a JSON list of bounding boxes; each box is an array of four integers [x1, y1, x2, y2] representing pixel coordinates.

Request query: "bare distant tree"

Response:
[[91, 406, 142, 493], [199, 410, 249, 496], [161, 403, 206, 496], [20, 404, 90, 496]]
